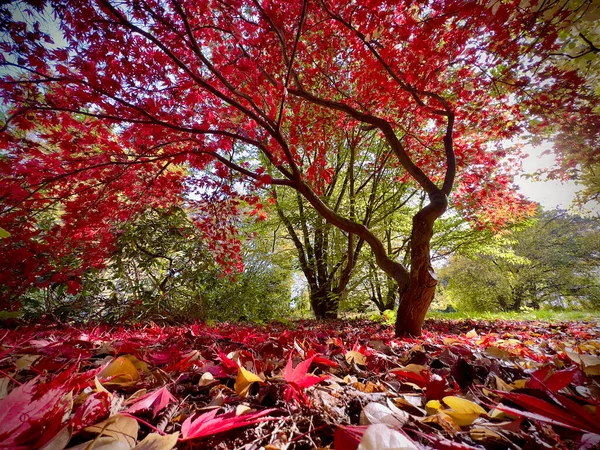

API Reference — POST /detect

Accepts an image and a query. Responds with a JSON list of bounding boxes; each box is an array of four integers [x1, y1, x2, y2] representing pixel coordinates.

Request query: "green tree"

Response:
[[19, 206, 293, 323], [442, 209, 600, 312], [273, 130, 416, 319]]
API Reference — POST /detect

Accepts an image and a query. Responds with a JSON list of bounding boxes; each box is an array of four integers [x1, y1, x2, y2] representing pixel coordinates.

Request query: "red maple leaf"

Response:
[[283, 355, 326, 404], [0, 379, 71, 449], [125, 386, 176, 418], [180, 408, 277, 441]]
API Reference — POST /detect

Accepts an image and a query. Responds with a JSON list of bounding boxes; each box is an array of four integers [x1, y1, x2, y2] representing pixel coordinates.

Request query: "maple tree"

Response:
[[530, 0, 600, 205], [0, 0, 590, 335]]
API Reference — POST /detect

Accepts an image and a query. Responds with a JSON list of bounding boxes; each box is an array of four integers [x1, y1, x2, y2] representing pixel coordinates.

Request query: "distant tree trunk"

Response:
[[395, 194, 447, 337], [310, 287, 339, 319], [511, 287, 524, 311]]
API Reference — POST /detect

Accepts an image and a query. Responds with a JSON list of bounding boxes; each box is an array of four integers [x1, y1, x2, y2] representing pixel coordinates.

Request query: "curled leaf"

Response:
[[234, 366, 263, 397]]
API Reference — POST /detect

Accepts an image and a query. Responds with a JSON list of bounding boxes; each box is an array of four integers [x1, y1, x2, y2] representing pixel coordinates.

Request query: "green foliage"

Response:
[[440, 209, 600, 312], [18, 207, 293, 323]]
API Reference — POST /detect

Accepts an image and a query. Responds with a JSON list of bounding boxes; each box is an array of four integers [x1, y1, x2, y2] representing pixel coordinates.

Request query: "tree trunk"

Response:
[[395, 193, 447, 337], [310, 287, 339, 319]]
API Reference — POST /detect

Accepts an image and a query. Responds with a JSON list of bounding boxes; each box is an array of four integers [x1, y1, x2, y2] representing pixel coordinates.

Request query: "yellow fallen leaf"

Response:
[[94, 376, 111, 395], [422, 411, 460, 435], [98, 356, 140, 387], [345, 350, 367, 366], [425, 399, 441, 415], [443, 396, 487, 427], [401, 364, 427, 375], [234, 366, 263, 397], [16, 354, 41, 371], [510, 379, 527, 389], [493, 375, 513, 392]]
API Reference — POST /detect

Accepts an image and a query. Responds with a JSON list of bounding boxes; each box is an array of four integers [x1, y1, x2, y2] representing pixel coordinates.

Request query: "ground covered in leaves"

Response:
[[0, 318, 599, 450]]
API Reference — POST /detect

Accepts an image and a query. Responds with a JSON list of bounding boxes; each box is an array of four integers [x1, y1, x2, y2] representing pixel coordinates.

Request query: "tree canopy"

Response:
[[0, 0, 595, 335]]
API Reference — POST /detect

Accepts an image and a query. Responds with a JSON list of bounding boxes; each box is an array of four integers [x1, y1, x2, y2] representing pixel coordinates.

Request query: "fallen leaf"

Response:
[[346, 350, 367, 366], [132, 432, 179, 450], [198, 372, 215, 387], [334, 425, 367, 450], [358, 423, 419, 450], [566, 352, 600, 376], [98, 356, 140, 387], [234, 366, 263, 397], [0, 379, 71, 449], [360, 402, 408, 427], [126, 386, 176, 418], [66, 437, 130, 450], [84, 414, 139, 447], [443, 396, 487, 427], [39, 425, 72, 450], [283, 355, 324, 403], [426, 399, 442, 415], [180, 408, 277, 440]]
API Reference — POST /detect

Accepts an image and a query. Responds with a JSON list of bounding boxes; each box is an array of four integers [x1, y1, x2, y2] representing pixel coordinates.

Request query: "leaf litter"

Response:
[[0, 318, 598, 449]]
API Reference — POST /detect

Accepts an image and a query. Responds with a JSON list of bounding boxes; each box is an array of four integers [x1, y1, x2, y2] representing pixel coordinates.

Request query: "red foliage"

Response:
[[0, 318, 598, 448], [0, 0, 588, 303]]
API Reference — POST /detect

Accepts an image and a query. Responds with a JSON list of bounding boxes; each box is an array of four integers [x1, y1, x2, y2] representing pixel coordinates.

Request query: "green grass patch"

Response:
[[425, 309, 600, 322]]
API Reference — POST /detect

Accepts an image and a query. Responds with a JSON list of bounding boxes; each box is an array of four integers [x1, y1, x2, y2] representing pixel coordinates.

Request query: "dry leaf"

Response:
[[345, 351, 367, 366], [66, 437, 130, 450], [199, 372, 215, 387], [358, 423, 419, 450], [98, 356, 140, 387], [84, 414, 139, 447], [132, 432, 179, 450], [566, 352, 600, 376], [234, 366, 263, 397], [360, 402, 408, 427]]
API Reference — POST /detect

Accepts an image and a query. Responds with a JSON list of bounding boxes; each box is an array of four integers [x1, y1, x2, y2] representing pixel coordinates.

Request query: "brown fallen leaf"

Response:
[[84, 414, 139, 447]]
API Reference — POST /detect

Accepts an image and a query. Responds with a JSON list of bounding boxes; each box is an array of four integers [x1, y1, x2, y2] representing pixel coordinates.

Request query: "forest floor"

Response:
[[0, 317, 599, 449]]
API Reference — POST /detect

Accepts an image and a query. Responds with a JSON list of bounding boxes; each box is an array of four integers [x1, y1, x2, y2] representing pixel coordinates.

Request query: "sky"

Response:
[[515, 143, 599, 216]]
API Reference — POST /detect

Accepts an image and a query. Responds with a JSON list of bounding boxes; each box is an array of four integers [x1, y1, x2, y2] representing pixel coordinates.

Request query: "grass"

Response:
[[424, 309, 600, 322]]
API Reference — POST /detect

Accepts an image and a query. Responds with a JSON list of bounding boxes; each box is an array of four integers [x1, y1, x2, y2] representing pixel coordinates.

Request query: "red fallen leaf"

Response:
[[145, 348, 180, 365], [71, 391, 111, 431], [218, 350, 239, 374], [306, 349, 339, 368], [284, 355, 323, 390], [495, 403, 592, 434], [495, 390, 600, 434], [425, 372, 457, 401], [180, 408, 277, 440], [125, 386, 176, 418], [390, 369, 427, 388], [283, 355, 326, 404], [333, 425, 367, 450], [0, 379, 70, 449], [526, 365, 580, 392]]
